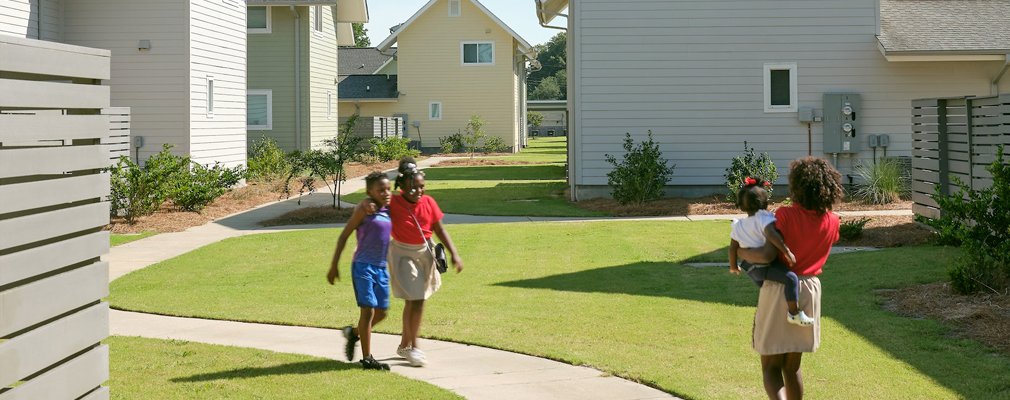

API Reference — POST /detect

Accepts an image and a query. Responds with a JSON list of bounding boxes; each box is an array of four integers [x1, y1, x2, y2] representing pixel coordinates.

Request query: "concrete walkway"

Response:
[[104, 157, 912, 399]]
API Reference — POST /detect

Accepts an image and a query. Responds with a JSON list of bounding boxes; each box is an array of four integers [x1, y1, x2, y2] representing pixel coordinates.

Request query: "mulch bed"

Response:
[[259, 206, 356, 227], [432, 159, 533, 167], [884, 281, 1010, 355], [836, 215, 934, 248], [104, 160, 408, 234], [575, 197, 914, 217]]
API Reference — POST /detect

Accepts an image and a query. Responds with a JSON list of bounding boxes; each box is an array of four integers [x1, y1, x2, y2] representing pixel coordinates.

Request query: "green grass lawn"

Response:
[[343, 164, 605, 217], [110, 232, 158, 247], [485, 136, 566, 164], [106, 336, 459, 399], [108, 221, 1010, 399]]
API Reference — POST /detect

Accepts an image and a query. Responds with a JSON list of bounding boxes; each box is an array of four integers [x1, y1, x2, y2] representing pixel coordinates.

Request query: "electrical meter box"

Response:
[[823, 93, 861, 154]]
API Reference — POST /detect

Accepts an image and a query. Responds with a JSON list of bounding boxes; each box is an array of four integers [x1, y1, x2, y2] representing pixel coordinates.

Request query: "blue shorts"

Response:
[[352, 261, 389, 309]]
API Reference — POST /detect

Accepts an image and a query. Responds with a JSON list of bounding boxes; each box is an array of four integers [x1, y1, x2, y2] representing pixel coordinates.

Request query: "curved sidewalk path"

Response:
[[105, 157, 910, 399]]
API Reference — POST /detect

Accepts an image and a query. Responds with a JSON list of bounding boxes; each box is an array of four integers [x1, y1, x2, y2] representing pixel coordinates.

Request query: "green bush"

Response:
[[604, 131, 675, 205], [368, 137, 420, 162], [853, 158, 910, 204], [282, 115, 366, 208], [439, 131, 466, 154], [247, 135, 288, 180], [106, 144, 188, 223], [171, 162, 246, 211], [481, 136, 508, 153], [724, 142, 779, 201], [917, 145, 1010, 294], [527, 111, 545, 127], [839, 218, 871, 241]]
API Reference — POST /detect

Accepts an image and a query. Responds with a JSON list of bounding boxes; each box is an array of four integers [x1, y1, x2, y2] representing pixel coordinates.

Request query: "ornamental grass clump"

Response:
[[605, 131, 675, 205], [854, 158, 910, 204]]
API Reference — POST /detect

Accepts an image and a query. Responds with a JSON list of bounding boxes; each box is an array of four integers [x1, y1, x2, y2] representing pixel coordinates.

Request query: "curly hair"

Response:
[[364, 171, 389, 190], [394, 156, 424, 190], [788, 157, 845, 214], [736, 179, 770, 214]]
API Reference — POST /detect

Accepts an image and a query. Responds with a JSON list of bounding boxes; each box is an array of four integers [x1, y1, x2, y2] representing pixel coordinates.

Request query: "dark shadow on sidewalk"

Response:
[[495, 247, 1010, 398], [170, 360, 354, 382]]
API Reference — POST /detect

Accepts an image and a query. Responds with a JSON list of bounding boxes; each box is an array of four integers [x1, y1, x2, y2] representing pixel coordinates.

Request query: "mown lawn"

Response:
[[108, 221, 1010, 399], [106, 336, 460, 399], [486, 136, 566, 164], [110, 232, 158, 247]]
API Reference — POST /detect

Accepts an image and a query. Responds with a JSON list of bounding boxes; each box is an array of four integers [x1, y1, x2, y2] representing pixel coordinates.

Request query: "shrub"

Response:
[[839, 218, 870, 241], [917, 145, 1010, 294], [171, 162, 246, 211], [463, 114, 487, 159], [482, 136, 508, 153], [724, 142, 779, 201], [439, 131, 466, 154], [247, 135, 288, 180], [853, 158, 910, 204], [282, 115, 366, 208], [106, 144, 188, 222], [368, 136, 420, 162], [604, 131, 675, 205]]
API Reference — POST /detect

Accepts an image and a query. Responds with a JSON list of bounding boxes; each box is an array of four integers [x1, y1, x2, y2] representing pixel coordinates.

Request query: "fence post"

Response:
[[937, 99, 949, 200], [966, 97, 974, 190]]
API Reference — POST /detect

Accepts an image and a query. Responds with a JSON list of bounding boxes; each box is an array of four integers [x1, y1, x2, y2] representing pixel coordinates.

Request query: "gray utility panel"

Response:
[[823, 93, 861, 154]]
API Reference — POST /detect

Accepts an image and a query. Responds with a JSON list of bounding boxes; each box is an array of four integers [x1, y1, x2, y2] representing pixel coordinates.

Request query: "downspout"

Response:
[[992, 54, 1009, 95], [535, 0, 575, 200], [290, 6, 302, 150]]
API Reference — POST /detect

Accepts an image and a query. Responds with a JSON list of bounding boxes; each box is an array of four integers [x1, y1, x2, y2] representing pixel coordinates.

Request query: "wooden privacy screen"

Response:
[[0, 36, 113, 400], [911, 94, 1010, 219]]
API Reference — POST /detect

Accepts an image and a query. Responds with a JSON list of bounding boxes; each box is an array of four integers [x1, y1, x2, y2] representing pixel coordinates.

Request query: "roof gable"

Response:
[[377, 0, 534, 57], [338, 47, 395, 77], [338, 75, 399, 100]]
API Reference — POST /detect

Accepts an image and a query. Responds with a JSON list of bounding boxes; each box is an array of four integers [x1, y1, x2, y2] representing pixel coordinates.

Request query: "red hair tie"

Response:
[[744, 177, 757, 186]]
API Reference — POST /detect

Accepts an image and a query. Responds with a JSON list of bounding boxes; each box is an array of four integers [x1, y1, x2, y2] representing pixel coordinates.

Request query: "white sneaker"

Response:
[[787, 311, 815, 327], [396, 346, 412, 359], [407, 348, 428, 367]]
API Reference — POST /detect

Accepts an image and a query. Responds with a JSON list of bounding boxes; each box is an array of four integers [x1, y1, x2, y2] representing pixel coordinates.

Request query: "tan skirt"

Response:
[[752, 275, 821, 355], [387, 239, 441, 300]]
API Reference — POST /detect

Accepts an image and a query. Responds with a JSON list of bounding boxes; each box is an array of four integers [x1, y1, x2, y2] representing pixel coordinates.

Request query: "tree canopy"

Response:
[[352, 23, 370, 47], [527, 32, 566, 100]]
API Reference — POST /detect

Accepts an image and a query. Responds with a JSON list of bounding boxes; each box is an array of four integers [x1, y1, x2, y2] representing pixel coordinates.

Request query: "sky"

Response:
[[362, 0, 564, 48]]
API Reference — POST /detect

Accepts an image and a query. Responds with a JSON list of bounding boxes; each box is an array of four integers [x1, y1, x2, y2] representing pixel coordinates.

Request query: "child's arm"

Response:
[[327, 204, 368, 284], [356, 198, 378, 215], [432, 218, 464, 273], [763, 223, 796, 266], [729, 239, 741, 274]]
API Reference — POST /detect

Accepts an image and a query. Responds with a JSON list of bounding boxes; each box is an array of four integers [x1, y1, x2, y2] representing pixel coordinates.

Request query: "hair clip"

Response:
[[406, 163, 416, 169], [744, 177, 757, 186]]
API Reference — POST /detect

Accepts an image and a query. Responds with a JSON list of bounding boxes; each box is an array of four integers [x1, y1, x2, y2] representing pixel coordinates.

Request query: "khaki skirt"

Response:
[[752, 275, 821, 355], [387, 239, 441, 300]]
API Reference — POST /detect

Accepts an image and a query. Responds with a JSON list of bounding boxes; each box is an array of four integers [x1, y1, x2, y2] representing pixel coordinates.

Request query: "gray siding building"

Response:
[[535, 0, 1010, 199]]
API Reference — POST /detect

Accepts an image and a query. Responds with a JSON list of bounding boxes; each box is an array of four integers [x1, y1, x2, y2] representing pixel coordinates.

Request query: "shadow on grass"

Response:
[[496, 248, 1010, 398], [170, 360, 353, 382], [679, 246, 729, 264], [423, 164, 565, 181]]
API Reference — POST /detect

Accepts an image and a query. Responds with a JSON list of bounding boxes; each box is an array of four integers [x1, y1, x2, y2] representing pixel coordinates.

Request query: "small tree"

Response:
[[605, 131, 676, 205], [462, 114, 486, 159], [527, 111, 545, 127], [724, 141, 779, 201], [282, 115, 366, 208]]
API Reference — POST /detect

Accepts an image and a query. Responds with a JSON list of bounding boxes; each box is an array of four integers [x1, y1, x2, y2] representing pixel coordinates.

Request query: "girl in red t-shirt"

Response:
[[737, 157, 844, 400], [359, 157, 463, 367]]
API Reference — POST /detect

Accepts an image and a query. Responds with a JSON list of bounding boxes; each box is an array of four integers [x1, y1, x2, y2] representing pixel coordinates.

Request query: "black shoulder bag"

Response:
[[407, 205, 448, 274]]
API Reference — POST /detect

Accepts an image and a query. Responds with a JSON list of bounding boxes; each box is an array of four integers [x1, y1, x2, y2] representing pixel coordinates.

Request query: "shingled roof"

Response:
[[338, 75, 399, 100], [878, 0, 1010, 53], [338, 47, 395, 78]]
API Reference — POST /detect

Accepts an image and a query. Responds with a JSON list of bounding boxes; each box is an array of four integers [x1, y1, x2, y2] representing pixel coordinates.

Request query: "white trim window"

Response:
[[206, 76, 215, 118], [448, 0, 461, 17], [429, 101, 442, 120], [763, 62, 798, 113], [313, 6, 323, 34], [326, 91, 332, 120], [461, 41, 494, 66], [247, 90, 273, 130], [248, 6, 271, 34]]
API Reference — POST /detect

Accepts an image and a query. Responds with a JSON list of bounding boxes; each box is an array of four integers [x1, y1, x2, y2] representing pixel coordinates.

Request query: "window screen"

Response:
[[430, 102, 441, 120], [463, 43, 493, 64], [248, 7, 268, 29], [248, 94, 269, 127], [769, 69, 791, 106], [314, 6, 323, 32]]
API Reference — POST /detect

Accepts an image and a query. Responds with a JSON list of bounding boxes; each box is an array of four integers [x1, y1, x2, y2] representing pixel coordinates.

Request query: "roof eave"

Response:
[[536, 0, 569, 25], [877, 36, 1010, 62]]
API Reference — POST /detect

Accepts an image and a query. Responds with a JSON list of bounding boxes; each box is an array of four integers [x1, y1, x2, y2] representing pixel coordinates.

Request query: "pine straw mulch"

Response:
[[432, 159, 534, 167], [575, 197, 914, 217], [104, 160, 407, 234], [884, 281, 1010, 355], [258, 206, 356, 227], [835, 215, 934, 248]]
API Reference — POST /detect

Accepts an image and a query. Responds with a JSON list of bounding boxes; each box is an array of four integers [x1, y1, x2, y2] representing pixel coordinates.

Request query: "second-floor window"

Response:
[[248, 6, 271, 34], [462, 41, 494, 66], [314, 6, 323, 33]]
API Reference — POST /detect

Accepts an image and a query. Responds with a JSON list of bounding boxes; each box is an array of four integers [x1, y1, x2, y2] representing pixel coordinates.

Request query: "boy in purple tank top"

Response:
[[327, 172, 393, 371]]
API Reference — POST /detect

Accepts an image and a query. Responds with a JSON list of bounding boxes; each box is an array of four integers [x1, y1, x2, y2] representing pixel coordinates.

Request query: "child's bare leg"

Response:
[[399, 304, 412, 349], [786, 301, 800, 316], [358, 307, 374, 357], [406, 300, 425, 348]]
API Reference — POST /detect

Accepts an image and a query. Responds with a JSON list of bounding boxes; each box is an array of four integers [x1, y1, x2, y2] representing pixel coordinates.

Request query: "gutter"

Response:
[[291, 6, 302, 150], [993, 54, 1010, 95], [535, 0, 568, 31]]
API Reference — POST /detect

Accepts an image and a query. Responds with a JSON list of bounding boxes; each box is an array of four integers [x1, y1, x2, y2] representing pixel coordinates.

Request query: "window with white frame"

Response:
[[461, 41, 494, 65], [247, 90, 273, 130], [449, 0, 461, 17], [763, 62, 797, 113], [327, 91, 332, 120], [314, 6, 323, 33], [429, 102, 442, 120], [248, 6, 271, 34], [206, 76, 215, 117]]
